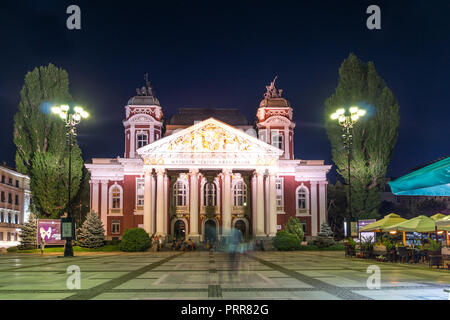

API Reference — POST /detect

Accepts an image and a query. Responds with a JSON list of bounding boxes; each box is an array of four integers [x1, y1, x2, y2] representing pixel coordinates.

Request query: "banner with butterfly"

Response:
[[36, 219, 65, 245]]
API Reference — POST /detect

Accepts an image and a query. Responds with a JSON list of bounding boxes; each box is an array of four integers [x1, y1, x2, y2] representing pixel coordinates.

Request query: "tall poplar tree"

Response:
[[324, 53, 400, 219], [13, 64, 84, 218]]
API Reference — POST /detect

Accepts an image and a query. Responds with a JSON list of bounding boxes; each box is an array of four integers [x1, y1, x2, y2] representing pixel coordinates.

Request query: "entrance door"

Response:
[[204, 220, 217, 243], [235, 220, 246, 239], [174, 220, 186, 240]]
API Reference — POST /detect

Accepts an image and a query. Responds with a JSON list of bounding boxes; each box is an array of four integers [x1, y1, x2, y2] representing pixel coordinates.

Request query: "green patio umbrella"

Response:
[[359, 213, 407, 232], [430, 213, 446, 221], [435, 216, 450, 231], [385, 215, 436, 233]]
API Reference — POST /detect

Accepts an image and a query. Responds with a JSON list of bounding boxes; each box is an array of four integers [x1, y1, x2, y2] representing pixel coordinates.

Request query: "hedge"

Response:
[[119, 228, 151, 252]]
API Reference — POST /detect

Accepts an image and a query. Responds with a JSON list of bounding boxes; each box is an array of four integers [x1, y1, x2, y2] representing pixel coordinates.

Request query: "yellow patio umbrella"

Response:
[[436, 216, 450, 246], [430, 213, 446, 221], [359, 213, 407, 232], [384, 215, 437, 246]]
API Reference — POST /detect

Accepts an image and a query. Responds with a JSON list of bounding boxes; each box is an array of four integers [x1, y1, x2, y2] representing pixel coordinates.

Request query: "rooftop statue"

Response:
[[136, 73, 154, 96], [264, 76, 283, 99]]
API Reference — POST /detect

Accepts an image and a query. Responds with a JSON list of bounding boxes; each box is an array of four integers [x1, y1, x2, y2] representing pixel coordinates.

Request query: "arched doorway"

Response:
[[204, 219, 217, 243], [174, 220, 186, 240], [235, 219, 247, 239]]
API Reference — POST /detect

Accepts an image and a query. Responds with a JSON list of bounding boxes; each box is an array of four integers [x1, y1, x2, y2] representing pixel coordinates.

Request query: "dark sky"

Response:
[[0, 0, 449, 181]]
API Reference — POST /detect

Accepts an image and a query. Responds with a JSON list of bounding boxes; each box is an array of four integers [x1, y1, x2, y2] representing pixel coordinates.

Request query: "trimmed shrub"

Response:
[[119, 228, 151, 252], [284, 217, 304, 242], [273, 231, 301, 251], [7, 246, 18, 253]]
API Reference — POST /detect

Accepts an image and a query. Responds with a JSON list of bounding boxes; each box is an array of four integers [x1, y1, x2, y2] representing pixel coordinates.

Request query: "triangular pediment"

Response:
[[137, 118, 283, 168]]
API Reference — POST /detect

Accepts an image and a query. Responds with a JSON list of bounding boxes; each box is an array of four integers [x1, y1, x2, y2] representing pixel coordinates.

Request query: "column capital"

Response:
[[319, 180, 328, 186], [89, 179, 100, 185], [144, 166, 153, 175], [222, 168, 232, 176], [100, 179, 109, 185], [310, 181, 318, 186], [189, 168, 199, 176], [155, 167, 166, 176]]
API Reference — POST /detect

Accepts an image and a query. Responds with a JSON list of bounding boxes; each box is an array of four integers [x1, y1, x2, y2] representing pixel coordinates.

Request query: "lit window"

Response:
[[173, 180, 187, 206], [233, 181, 247, 207], [203, 182, 216, 207], [112, 220, 120, 234], [136, 178, 145, 207], [111, 187, 121, 209], [136, 133, 148, 148]]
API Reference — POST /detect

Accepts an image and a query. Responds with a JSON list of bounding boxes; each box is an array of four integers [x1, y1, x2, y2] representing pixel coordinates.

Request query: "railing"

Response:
[[232, 206, 245, 214], [176, 206, 189, 214], [296, 208, 310, 215], [201, 206, 218, 215]]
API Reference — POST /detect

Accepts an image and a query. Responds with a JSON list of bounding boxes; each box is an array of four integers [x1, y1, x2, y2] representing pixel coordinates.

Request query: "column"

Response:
[[155, 167, 166, 237], [91, 180, 99, 214], [284, 128, 290, 159], [310, 181, 318, 237], [189, 168, 199, 239], [251, 175, 256, 236], [264, 175, 269, 234], [255, 168, 265, 237], [268, 171, 277, 236], [319, 181, 327, 227], [100, 180, 108, 233], [151, 173, 156, 234], [163, 175, 169, 236], [222, 168, 232, 235], [143, 168, 153, 235], [130, 125, 135, 158]]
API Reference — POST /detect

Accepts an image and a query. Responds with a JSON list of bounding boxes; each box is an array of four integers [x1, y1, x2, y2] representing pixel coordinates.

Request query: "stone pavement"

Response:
[[0, 250, 449, 300]]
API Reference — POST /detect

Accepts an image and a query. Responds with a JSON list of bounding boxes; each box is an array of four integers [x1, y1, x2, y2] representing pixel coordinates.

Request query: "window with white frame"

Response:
[[275, 178, 284, 209], [271, 130, 284, 150], [112, 220, 120, 234], [296, 185, 309, 213], [136, 132, 148, 149], [203, 182, 216, 206], [111, 186, 121, 209], [233, 180, 247, 207], [173, 180, 187, 206], [136, 178, 145, 208]]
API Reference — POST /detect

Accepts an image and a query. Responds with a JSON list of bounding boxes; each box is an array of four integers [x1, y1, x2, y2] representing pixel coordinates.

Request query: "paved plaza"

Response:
[[0, 250, 449, 300]]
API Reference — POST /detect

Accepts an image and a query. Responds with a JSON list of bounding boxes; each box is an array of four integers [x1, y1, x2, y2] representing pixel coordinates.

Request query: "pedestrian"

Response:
[[40, 236, 46, 255]]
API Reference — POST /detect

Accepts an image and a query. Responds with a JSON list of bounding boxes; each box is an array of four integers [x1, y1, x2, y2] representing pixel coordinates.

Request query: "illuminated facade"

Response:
[[86, 78, 331, 242]]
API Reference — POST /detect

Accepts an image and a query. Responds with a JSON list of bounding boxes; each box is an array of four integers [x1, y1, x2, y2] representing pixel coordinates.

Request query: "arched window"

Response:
[[296, 185, 309, 213], [203, 182, 216, 206], [173, 180, 187, 206], [233, 181, 247, 207], [111, 186, 121, 209], [108, 184, 123, 213]]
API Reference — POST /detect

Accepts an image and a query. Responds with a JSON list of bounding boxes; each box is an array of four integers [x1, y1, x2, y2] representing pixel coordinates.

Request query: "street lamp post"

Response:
[[51, 105, 89, 257], [331, 106, 366, 238]]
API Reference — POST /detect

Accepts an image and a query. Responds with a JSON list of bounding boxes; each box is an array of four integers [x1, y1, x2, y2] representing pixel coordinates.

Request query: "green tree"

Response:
[[327, 181, 347, 238], [324, 53, 400, 219], [76, 211, 105, 248], [18, 212, 38, 250], [284, 217, 305, 242], [13, 64, 83, 218]]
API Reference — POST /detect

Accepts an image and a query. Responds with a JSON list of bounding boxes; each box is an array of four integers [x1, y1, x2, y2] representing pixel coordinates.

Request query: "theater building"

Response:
[[85, 78, 331, 242]]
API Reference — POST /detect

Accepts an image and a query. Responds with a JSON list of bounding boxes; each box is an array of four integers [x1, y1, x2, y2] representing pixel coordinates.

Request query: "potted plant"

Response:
[[360, 236, 374, 259], [345, 237, 356, 257]]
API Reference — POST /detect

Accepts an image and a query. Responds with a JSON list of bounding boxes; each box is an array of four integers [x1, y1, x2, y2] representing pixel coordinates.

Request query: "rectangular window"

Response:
[[276, 178, 284, 209], [8, 193, 12, 204], [15, 195, 19, 205], [15, 180, 19, 188], [1, 176, 4, 183], [136, 133, 148, 149], [0, 232, 3, 241], [301, 222, 307, 233], [7, 232, 11, 241], [112, 220, 120, 234], [8, 178, 12, 185], [271, 130, 284, 150], [258, 129, 267, 143], [14, 214, 18, 224], [0, 212, 3, 222], [136, 178, 145, 208], [14, 233, 18, 241], [1, 191, 4, 202]]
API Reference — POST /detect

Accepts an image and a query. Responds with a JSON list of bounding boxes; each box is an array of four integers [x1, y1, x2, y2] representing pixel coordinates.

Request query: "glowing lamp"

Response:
[[72, 113, 81, 122], [349, 106, 359, 114], [60, 104, 70, 112], [338, 115, 346, 122], [74, 106, 83, 114], [357, 109, 366, 117], [336, 108, 345, 115], [330, 113, 339, 120], [81, 111, 89, 118], [59, 112, 67, 119], [351, 114, 359, 121], [51, 106, 61, 114], [389, 231, 397, 235], [437, 231, 444, 235]]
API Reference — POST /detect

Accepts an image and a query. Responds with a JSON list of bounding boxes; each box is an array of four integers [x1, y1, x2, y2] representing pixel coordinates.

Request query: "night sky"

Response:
[[0, 0, 449, 181]]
